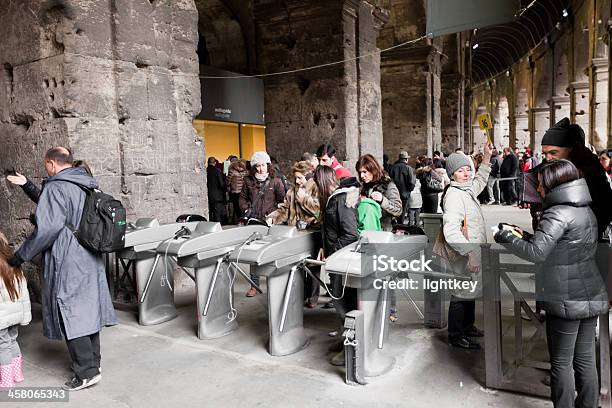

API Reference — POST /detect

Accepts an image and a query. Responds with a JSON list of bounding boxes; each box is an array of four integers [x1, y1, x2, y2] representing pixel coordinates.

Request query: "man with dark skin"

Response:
[[538, 118, 612, 236]]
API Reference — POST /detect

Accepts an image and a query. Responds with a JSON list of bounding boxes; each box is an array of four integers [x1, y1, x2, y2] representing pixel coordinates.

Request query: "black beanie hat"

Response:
[[541, 118, 583, 147]]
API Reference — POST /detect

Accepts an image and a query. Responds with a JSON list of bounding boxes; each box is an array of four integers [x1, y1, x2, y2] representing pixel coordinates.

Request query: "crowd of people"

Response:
[[1, 117, 611, 407]]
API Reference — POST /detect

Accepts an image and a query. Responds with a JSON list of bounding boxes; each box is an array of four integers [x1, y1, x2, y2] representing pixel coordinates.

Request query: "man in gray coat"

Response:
[[9, 147, 117, 391]]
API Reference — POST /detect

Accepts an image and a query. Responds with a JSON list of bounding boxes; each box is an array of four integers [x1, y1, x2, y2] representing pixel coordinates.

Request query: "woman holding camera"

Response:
[[495, 159, 608, 408]]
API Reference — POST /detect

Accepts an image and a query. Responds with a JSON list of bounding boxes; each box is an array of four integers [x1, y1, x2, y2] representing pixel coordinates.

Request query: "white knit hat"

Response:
[[251, 151, 271, 166]]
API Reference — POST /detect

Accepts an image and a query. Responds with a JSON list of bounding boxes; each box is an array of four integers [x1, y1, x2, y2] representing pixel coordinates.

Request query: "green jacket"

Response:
[[358, 198, 382, 233]]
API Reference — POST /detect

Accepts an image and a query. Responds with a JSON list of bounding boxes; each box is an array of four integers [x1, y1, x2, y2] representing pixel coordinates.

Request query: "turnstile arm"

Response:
[[230, 262, 263, 294]]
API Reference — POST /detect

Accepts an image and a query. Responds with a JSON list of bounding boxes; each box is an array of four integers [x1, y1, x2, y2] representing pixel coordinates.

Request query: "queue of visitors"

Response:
[[2, 117, 611, 407]]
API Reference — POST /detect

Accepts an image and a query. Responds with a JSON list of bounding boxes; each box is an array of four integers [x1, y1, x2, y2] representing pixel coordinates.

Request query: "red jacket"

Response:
[[332, 158, 352, 179]]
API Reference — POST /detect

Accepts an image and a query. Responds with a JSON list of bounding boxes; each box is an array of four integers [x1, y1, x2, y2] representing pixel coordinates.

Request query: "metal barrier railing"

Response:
[[482, 244, 611, 406]]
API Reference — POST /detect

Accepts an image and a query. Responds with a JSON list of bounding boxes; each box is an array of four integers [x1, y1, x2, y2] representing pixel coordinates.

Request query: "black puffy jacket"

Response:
[[498, 178, 608, 320], [322, 186, 359, 256]]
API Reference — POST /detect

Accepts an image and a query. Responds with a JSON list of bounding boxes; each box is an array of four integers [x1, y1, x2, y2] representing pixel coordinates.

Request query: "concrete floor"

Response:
[[11, 204, 554, 407]]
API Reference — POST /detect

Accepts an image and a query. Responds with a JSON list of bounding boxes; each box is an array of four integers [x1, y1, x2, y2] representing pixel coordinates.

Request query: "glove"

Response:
[[8, 254, 24, 268], [494, 229, 517, 244]]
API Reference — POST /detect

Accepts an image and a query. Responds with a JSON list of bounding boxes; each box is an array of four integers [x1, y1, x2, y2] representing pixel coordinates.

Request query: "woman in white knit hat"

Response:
[[239, 151, 286, 297], [441, 143, 492, 350]]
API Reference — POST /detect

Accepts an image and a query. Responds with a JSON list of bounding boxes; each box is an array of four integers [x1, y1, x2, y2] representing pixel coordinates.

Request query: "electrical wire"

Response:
[[225, 260, 237, 323], [223, 231, 264, 323], [199, 35, 429, 79], [315, 249, 355, 301]]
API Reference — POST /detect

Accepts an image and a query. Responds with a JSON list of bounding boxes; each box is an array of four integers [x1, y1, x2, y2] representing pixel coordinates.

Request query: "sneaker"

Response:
[[245, 287, 257, 297], [449, 336, 481, 350], [62, 374, 101, 391], [464, 326, 484, 338], [389, 311, 398, 323], [322, 300, 335, 309]]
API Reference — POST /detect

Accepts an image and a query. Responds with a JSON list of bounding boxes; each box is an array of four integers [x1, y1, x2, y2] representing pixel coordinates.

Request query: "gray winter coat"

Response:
[[500, 179, 608, 320], [15, 167, 117, 340]]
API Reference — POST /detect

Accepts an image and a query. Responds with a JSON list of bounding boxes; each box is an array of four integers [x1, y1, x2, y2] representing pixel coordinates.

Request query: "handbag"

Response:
[[432, 214, 468, 264], [424, 172, 444, 193]]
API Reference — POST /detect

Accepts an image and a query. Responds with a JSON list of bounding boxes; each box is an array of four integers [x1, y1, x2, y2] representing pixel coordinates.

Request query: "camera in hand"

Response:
[[498, 223, 523, 238]]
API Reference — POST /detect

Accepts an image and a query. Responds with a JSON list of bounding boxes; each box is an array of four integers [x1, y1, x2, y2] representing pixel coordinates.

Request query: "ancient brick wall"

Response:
[[0, 0, 205, 297], [255, 0, 386, 173]]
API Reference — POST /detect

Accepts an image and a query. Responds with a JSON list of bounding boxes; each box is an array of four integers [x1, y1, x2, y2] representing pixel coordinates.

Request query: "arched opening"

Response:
[[193, 0, 265, 163]]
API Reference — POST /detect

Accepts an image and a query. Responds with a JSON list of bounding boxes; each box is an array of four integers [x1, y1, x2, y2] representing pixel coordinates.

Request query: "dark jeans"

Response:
[[229, 192, 241, 224], [408, 208, 421, 226], [546, 315, 599, 408], [330, 274, 357, 324], [60, 316, 100, 380], [422, 193, 439, 214], [400, 198, 410, 224], [500, 179, 516, 204], [448, 297, 475, 340], [209, 201, 228, 225]]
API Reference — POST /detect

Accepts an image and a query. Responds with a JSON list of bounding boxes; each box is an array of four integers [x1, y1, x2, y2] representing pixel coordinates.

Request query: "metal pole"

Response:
[[140, 254, 160, 303], [230, 262, 263, 294], [203, 258, 224, 316], [279, 266, 297, 333]]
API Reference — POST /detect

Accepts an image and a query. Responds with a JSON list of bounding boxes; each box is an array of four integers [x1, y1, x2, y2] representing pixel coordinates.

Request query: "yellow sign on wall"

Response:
[[478, 113, 492, 130]]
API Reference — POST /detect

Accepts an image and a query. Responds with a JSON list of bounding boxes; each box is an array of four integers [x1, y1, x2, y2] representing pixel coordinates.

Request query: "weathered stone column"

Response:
[[531, 107, 550, 149], [570, 81, 590, 137], [255, 0, 387, 172], [381, 41, 442, 160], [551, 95, 571, 123], [0, 1, 205, 296], [0, 0, 205, 246], [591, 57, 608, 150]]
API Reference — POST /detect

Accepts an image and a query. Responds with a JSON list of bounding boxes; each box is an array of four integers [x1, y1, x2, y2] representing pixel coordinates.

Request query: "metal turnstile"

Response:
[[155, 225, 269, 339], [324, 231, 428, 384], [228, 225, 320, 356], [118, 219, 216, 325], [420, 213, 449, 328]]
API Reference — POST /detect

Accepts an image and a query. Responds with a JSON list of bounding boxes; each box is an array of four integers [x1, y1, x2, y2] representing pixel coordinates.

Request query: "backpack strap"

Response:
[[48, 179, 93, 232]]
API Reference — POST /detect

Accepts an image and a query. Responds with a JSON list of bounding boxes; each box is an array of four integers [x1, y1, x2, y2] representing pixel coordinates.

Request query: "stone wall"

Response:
[[0, 0, 205, 297], [255, 0, 386, 172], [379, 0, 465, 161]]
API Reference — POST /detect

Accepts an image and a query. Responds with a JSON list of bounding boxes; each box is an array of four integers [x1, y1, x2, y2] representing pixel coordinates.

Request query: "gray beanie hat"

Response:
[[251, 151, 271, 166], [445, 152, 472, 179]]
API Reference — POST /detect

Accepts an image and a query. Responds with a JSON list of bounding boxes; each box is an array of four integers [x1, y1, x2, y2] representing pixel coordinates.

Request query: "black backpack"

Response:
[[65, 183, 127, 253]]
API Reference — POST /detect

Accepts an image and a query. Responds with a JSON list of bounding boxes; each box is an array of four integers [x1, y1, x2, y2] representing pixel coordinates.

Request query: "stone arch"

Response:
[[195, 0, 251, 73]]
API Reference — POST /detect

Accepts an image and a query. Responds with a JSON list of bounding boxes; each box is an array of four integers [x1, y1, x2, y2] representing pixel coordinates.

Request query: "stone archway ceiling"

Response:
[[194, 0, 250, 73], [471, 0, 570, 84]]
